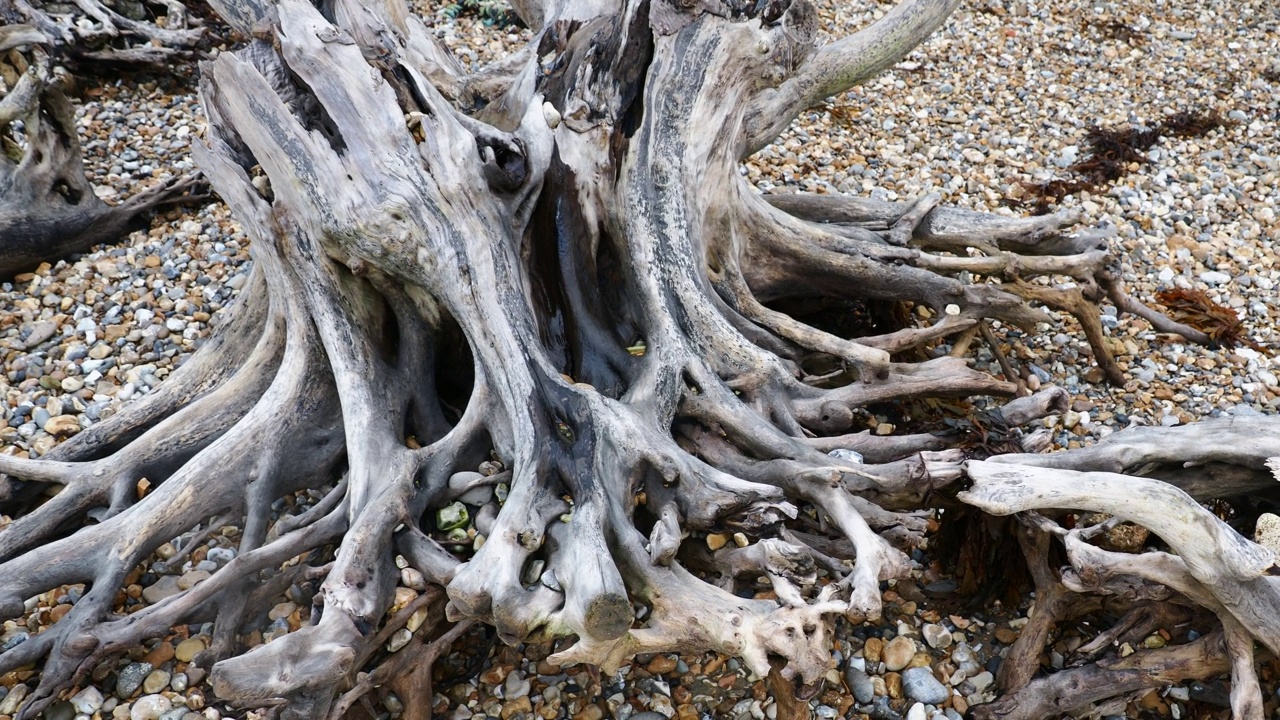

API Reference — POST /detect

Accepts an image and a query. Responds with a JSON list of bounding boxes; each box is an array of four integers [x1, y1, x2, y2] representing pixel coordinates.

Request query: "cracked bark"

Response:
[[0, 0, 1268, 718]]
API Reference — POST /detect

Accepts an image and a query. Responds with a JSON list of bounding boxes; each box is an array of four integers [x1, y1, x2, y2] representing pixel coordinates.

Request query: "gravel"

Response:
[[2, 0, 1277, 718]]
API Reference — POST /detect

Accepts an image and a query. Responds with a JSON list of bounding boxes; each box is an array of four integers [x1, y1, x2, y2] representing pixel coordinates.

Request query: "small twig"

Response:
[[979, 321, 1028, 396], [949, 325, 981, 357]]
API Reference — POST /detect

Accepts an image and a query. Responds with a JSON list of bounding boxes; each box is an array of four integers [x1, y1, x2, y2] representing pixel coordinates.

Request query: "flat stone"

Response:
[[142, 641, 175, 667], [647, 654, 678, 674], [500, 697, 532, 720], [884, 671, 902, 699], [994, 627, 1020, 644], [269, 602, 297, 620], [449, 471, 493, 505], [400, 567, 426, 591], [177, 570, 211, 590], [1189, 680, 1231, 708], [902, 667, 949, 705], [863, 636, 883, 663], [883, 635, 916, 671], [142, 576, 182, 604], [905, 703, 926, 720], [206, 547, 236, 564]]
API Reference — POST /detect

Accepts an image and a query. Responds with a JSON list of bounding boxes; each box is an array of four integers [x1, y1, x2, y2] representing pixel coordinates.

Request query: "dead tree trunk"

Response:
[[0, 0, 1270, 718]]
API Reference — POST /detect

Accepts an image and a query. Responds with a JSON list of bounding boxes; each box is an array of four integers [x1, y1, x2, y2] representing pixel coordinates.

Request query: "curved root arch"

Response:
[[0, 0, 1262, 718]]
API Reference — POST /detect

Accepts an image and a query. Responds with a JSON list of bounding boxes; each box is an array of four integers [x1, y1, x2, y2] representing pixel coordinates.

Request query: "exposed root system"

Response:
[[1, 2, 1274, 719]]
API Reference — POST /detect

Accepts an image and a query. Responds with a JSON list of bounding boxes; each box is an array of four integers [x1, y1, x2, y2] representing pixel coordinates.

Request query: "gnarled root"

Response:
[[958, 416, 1280, 718]]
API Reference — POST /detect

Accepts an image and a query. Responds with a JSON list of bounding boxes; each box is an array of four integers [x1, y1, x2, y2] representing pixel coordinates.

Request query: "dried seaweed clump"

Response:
[[1156, 287, 1264, 351], [1013, 110, 1235, 213]]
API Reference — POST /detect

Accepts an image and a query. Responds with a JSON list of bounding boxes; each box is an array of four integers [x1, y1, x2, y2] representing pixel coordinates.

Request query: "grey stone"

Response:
[[844, 666, 876, 704], [206, 547, 236, 565], [1, 631, 28, 652], [902, 667, 949, 705], [23, 321, 57, 349], [44, 700, 77, 720], [504, 669, 530, 700], [449, 471, 493, 505], [1189, 680, 1231, 708], [116, 662, 153, 699]]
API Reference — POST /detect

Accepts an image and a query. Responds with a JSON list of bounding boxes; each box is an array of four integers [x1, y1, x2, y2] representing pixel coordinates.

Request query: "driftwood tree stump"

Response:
[[0, 0, 1275, 718]]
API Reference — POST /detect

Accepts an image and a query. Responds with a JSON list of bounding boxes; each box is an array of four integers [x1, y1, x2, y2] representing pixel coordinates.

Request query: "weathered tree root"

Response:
[[0, 0, 1257, 718], [0, 25, 205, 277], [959, 415, 1280, 719]]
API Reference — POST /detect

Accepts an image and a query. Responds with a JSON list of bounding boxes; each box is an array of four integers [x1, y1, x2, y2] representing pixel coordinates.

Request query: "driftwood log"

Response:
[[0, 0, 1274, 718]]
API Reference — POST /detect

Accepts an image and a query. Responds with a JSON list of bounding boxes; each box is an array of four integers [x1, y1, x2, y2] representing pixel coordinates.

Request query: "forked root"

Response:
[[955, 416, 1280, 718]]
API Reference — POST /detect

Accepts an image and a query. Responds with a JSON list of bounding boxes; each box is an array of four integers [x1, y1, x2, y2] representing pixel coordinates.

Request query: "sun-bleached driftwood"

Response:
[[960, 419, 1280, 719], [0, 0, 1260, 717]]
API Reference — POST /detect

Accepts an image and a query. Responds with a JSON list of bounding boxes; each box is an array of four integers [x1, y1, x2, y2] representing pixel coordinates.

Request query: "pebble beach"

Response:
[[1, 0, 1278, 719]]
